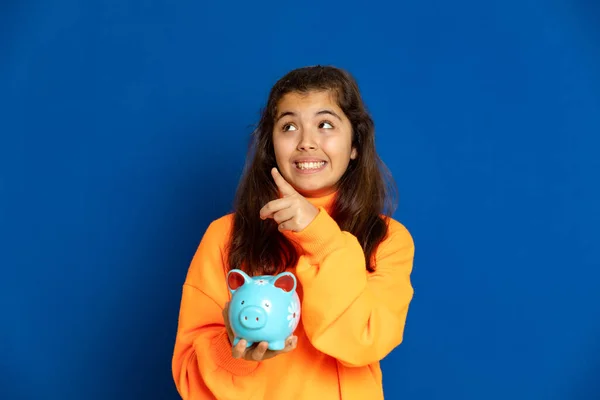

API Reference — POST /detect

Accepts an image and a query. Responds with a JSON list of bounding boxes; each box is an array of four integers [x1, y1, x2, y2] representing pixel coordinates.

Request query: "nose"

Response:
[[297, 132, 318, 151], [238, 306, 267, 330]]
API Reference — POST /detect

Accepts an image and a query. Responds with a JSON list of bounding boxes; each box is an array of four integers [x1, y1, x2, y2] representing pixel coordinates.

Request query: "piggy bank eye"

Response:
[[263, 300, 271, 309]]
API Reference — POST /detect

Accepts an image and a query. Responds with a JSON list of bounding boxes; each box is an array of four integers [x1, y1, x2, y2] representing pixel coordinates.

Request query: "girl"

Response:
[[172, 65, 415, 400]]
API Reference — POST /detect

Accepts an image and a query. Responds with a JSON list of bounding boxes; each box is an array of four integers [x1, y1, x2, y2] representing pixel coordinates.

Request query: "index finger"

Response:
[[271, 168, 297, 197]]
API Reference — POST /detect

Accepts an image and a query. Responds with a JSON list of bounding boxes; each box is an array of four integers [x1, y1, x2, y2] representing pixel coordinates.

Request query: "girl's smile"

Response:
[[293, 158, 327, 173]]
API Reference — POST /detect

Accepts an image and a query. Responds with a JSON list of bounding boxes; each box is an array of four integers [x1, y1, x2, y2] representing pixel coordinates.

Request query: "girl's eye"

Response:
[[319, 121, 334, 129], [282, 123, 297, 132]]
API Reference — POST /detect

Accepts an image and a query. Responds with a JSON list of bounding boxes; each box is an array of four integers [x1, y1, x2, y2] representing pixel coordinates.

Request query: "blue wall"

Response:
[[1, 0, 599, 399]]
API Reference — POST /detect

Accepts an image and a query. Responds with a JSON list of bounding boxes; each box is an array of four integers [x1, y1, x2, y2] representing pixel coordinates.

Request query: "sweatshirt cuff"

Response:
[[287, 207, 345, 265], [209, 330, 259, 376]]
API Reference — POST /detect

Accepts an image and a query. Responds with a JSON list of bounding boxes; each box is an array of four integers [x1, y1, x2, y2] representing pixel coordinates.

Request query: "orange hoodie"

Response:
[[172, 192, 415, 400]]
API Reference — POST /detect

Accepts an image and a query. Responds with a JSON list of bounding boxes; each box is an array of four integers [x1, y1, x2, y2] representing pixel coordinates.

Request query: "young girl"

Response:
[[172, 65, 415, 400]]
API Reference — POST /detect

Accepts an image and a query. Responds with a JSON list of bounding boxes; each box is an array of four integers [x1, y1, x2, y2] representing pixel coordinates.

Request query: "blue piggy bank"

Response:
[[226, 268, 301, 351]]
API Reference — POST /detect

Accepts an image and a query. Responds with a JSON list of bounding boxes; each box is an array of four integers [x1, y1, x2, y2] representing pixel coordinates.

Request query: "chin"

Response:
[[295, 184, 335, 197]]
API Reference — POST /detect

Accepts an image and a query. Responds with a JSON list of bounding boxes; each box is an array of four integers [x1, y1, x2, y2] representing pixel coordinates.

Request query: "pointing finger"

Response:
[[271, 167, 297, 197]]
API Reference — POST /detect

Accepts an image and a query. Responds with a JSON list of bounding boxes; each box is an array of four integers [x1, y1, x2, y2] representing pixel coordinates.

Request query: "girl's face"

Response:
[[272, 90, 357, 198]]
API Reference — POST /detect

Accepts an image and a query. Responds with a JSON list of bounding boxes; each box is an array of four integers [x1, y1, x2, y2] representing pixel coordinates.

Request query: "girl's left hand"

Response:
[[259, 167, 319, 232]]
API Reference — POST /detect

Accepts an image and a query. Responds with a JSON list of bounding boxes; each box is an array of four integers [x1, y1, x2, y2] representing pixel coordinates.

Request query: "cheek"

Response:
[[273, 136, 294, 159], [322, 137, 353, 165], [272, 137, 282, 160]]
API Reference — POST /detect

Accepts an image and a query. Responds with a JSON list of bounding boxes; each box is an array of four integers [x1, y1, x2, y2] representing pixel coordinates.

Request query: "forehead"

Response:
[[276, 90, 342, 114]]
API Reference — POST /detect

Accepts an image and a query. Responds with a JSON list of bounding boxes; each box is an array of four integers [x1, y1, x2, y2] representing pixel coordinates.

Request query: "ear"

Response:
[[273, 272, 297, 293], [350, 147, 357, 160], [227, 269, 251, 293]]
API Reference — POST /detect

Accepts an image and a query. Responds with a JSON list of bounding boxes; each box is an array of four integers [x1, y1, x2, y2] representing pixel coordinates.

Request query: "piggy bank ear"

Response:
[[227, 269, 251, 293], [273, 272, 297, 293]]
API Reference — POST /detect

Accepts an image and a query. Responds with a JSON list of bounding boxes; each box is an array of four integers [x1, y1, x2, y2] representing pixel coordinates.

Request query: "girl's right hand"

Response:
[[222, 302, 298, 361]]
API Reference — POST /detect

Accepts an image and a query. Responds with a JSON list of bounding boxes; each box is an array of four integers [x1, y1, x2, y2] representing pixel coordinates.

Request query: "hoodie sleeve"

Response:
[[286, 208, 415, 367], [172, 218, 265, 400]]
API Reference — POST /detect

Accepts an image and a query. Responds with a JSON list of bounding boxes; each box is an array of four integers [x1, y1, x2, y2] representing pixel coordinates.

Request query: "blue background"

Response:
[[1, 0, 599, 399]]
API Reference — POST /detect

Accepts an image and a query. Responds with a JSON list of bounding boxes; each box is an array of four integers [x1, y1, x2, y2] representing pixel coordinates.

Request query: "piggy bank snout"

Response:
[[238, 306, 267, 330]]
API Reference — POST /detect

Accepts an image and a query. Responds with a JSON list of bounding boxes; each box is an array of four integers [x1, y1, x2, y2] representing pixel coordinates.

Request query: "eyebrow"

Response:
[[275, 109, 343, 122]]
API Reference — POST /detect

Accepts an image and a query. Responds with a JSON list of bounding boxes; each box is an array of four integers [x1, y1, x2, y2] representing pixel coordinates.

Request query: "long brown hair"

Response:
[[227, 65, 397, 275]]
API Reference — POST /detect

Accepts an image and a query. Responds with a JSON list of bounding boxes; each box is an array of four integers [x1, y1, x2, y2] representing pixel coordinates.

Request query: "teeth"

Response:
[[296, 161, 325, 170]]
